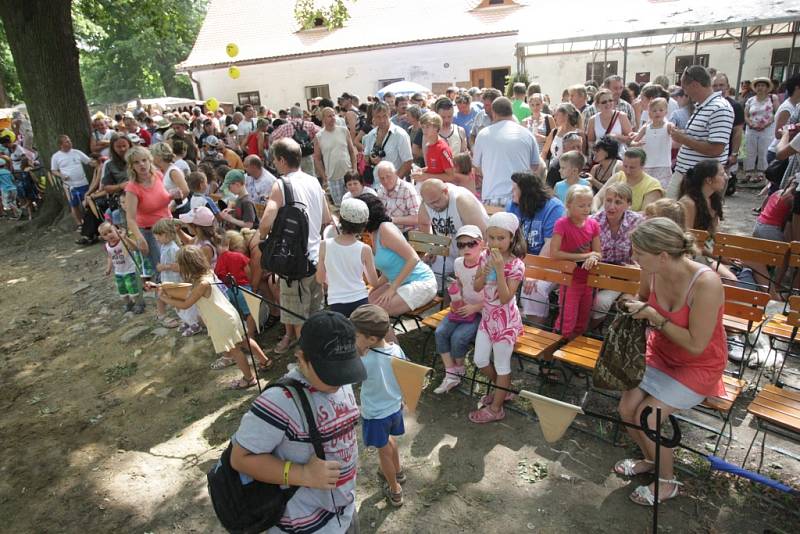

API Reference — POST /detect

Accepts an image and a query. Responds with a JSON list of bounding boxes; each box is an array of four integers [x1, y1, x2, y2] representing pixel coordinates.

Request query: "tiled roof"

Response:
[[179, 0, 524, 70], [180, 0, 800, 71]]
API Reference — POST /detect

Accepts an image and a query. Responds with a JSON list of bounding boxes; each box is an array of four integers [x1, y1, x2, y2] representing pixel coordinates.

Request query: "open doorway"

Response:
[[470, 66, 511, 90]]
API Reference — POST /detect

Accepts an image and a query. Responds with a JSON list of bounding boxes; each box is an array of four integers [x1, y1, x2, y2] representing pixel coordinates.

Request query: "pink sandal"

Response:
[[478, 392, 516, 407], [227, 376, 257, 390], [468, 405, 505, 423]]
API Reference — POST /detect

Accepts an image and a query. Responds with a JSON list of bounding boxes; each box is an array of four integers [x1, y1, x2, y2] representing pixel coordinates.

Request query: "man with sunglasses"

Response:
[[418, 178, 488, 280]]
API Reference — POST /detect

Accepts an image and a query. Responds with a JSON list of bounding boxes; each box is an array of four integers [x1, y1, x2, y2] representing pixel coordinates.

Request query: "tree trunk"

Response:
[[0, 0, 91, 224], [0, 68, 9, 108]]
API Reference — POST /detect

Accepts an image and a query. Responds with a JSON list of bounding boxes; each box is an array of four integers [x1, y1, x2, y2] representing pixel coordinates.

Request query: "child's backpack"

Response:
[[291, 121, 314, 157], [207, 378, 325, 533], [259, 177, 316, 282]]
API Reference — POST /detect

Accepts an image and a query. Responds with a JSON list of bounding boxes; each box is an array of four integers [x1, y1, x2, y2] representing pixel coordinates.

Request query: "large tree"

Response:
[[0, 0, 91, 223], [0, 20, 23, 106], [74, 0, 206, 104]]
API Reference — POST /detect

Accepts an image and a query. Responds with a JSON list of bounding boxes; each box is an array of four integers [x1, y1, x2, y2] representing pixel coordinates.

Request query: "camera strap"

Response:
[[377, 130, 393, 152]]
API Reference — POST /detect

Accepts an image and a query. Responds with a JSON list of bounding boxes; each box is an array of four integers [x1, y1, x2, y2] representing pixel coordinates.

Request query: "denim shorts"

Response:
[[68, 184, 89, 207], [362, 408, 404, 448], [434, 314, 480, 359]]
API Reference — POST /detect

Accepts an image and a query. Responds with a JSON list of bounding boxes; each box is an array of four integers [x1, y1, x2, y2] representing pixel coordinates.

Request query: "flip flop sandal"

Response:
[[257, 358, 274, 371], [468, 405, 505, 423], [382, 484, 403, 507], [478, 392, 516, 408], [227, 377, 257, 390], [613, 458, 654, 477], [629, 478, 683, 506], [159, 316, 180, 328], [210, 356, 235, 370]]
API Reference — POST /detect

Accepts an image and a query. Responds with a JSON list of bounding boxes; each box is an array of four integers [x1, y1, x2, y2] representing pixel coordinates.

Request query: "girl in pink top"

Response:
[[617, 218, 726, 507], [469, 212, 526, 424], [551, 184, 602, 339], [124, 146, 172, 282]]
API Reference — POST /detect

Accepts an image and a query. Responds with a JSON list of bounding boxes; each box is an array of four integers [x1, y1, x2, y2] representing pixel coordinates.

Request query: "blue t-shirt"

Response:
[[360, 343, 406, 420], [0, 169, 15, 192], [554, 178, 590, 204], [506, 197, 565, 255], [453, 109, 478, 139]]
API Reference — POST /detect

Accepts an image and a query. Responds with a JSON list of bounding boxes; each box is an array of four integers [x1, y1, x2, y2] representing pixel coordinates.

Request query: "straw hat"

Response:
[[752, 77, 773, 90]]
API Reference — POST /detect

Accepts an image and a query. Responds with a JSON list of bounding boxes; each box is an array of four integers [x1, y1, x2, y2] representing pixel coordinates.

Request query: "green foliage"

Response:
[[73, 0, 207, 104], [504, 71, 530, 98], [0, 19, 23, 104], [294, 0, 354, 30]]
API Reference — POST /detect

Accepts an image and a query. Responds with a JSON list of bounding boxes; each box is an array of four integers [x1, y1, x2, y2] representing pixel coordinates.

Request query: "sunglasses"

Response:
[[456, 240, 480, 249]]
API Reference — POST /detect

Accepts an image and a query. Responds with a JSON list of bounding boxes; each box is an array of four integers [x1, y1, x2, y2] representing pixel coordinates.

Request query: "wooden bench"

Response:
[[712, 232, 790, 292], [761, 296, 800, 387], [744, 385, 800, 471], [390, 231, 450, 332], [694, 375, 747, 455], [722, 284, 771, 378], [551, 263, 641, 384]]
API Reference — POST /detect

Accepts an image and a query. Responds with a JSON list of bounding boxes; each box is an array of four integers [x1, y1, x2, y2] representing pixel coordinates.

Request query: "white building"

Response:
[[179, 0, 800, 109]]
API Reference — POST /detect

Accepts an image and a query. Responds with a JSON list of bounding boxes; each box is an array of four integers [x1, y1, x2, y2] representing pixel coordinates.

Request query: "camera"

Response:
[[370, 147, 386, 159]]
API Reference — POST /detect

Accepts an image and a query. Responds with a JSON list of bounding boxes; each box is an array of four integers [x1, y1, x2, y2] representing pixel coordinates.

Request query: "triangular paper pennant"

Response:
[[391, 358, 431, 414], [160, 282, 192, 300], [242, 291, 263, 332], [519, 390, 583, 443]]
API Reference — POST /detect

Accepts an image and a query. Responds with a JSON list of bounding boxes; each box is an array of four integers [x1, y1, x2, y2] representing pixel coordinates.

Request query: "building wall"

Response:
[[191, 34, 519, 109], [524, 35, 794, 96]]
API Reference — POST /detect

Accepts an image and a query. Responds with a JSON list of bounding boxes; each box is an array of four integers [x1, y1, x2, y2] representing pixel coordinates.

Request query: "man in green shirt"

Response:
[[511, 82, 531, 123]]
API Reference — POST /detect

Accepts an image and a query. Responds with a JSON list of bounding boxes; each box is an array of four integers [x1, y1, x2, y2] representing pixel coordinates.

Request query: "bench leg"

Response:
[[712, 410, 734, 459]]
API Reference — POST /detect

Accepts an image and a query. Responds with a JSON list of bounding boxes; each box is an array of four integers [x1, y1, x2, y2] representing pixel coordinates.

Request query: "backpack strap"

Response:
[[281, 378, 326, 459], [280, 176, 295, 207]]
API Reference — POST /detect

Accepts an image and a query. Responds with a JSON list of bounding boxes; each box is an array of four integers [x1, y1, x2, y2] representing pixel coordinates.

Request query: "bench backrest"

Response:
[[723, 284, 770, 324], [586, 263, 641, 295], [712, 232, 790, 268], [407, 231, 451, 258], [524, 255, 576, 286]]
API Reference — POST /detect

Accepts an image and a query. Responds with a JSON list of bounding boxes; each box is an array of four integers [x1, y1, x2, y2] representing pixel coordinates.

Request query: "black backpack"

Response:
[[207, 378, 326, 534], [259, 177, 316, 282], [291, 121, 314, 157]]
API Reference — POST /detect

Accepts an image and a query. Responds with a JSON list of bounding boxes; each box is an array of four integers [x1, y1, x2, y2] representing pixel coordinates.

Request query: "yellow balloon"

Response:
[[226, 43, 239, 58], [228, 66, 240, 80], [0, 128, 15, 143], [205, 98, 219, 112]]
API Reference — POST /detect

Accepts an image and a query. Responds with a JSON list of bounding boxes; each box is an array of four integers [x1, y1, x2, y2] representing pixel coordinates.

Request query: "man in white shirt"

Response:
[[237, 104, 258, 150], [362, 102, 413, 180], [243, 155, 277, 204], [259, 138, 331, 355], [89, 115, 113, 158], [473, 97, 541, 207], [51, 134, 91, 226]]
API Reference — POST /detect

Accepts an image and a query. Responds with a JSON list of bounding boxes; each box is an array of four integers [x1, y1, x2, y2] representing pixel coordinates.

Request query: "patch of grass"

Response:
[[104, 361, 138, 383]]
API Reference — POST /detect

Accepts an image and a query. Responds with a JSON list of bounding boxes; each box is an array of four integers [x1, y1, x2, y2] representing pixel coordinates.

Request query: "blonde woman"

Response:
[[587, 88, 633, 154], [617, 217, 726, 506], [541, 103, 583, 163], [124, 146, 173, 281], [150, 142, 189, 205]]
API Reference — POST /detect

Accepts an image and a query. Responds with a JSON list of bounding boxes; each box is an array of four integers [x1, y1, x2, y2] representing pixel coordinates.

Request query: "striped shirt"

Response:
[[234, 370, 359, 533], [675, 92, 734, 173]]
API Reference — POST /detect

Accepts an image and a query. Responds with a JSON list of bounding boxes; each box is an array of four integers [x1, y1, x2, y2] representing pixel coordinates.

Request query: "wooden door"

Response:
[[470, 69, 492, 89]]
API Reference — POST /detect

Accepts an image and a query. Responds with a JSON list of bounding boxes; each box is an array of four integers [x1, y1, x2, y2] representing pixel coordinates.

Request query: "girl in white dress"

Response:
[[158, 245, 271, 390]]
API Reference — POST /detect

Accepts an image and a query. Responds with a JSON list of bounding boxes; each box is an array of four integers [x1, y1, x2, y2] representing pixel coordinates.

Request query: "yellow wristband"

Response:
[[283, 460, 292, 486]]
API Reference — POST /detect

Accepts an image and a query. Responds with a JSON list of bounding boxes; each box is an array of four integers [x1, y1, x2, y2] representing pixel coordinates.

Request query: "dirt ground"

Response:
[[1, 188, 799, 533]]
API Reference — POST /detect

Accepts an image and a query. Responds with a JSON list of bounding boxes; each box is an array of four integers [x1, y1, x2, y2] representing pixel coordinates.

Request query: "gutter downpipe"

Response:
[[187, 69, 204, 101]]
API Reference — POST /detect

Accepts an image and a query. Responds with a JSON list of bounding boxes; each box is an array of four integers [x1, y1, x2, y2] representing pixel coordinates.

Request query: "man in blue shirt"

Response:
[[453, 94, 478, 140]]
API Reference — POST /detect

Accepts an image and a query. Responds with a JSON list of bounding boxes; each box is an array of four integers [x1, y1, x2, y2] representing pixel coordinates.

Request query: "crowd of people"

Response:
[[4, 62, 800, 530]]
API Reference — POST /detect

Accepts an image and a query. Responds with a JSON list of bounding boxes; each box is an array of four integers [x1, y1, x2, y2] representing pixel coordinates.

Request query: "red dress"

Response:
[[646, 267, 727, 398]]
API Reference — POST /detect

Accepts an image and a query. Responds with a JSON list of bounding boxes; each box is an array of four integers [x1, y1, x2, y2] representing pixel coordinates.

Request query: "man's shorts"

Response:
[[115, 272, 140, 296], [362, 408, 405, 448], [68, 184, 89, 208], [279, 275, 323, 326]]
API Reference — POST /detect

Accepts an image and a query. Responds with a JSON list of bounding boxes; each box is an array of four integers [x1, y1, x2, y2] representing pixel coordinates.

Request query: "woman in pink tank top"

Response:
[[614, 218, 726, 506]]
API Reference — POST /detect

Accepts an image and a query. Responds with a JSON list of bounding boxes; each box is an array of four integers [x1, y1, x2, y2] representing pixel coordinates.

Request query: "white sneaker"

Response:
[[433, 374, 461, 394]]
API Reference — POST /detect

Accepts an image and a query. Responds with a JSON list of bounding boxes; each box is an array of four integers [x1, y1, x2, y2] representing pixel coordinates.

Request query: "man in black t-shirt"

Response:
[[712, 73, 744, 194]]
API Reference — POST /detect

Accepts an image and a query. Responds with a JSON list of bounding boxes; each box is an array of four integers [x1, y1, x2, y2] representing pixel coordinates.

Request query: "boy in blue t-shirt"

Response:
[[553, 150, 590, 204], [351, 304, 407, 508], [0, 159, 20, 219]]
